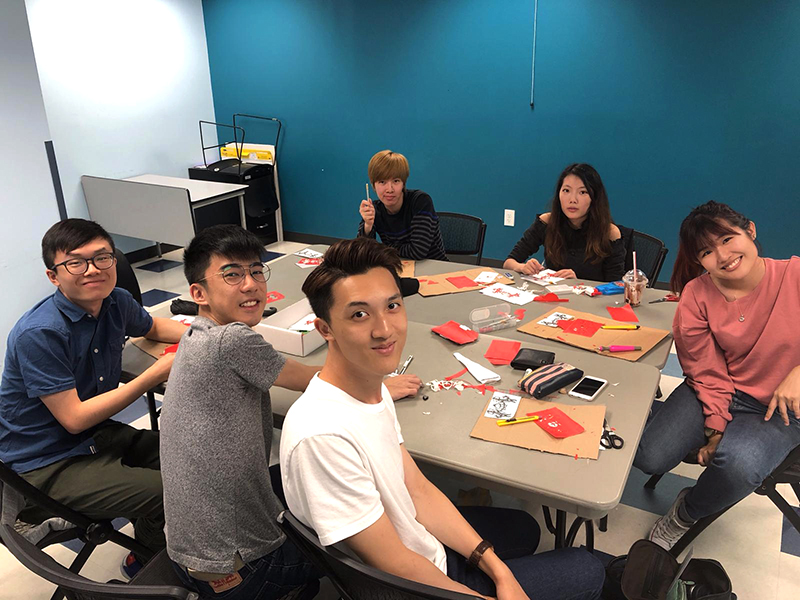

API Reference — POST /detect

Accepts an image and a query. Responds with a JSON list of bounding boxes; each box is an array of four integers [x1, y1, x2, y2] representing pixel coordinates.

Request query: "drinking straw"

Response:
[[632, 251, 638, 282]]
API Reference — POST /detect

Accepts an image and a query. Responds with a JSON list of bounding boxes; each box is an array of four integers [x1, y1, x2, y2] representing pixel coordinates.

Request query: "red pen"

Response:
[[598, 345, 641, 352]]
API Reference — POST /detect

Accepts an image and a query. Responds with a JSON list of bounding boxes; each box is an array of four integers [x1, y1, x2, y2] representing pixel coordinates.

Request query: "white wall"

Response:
[[0, 0, 62, 362], [26, 0, 217, 251]]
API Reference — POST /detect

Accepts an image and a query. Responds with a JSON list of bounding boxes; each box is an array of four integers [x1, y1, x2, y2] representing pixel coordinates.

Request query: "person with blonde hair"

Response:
[[358, 150, 447, 260]]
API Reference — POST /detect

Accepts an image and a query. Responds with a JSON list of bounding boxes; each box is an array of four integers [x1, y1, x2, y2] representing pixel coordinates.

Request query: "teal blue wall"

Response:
[[202, 0, 800, 282]]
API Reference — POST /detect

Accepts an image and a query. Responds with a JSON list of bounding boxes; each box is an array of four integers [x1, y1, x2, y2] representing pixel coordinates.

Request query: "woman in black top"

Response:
[[503, 163, 626, 282]]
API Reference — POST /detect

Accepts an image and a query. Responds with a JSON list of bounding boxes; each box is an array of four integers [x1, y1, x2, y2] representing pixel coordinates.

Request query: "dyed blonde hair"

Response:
[[368, 150, 409, 185]]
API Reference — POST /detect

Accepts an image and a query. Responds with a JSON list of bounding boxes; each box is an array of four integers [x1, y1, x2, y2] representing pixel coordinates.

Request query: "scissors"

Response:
[[649, 294, 679, 304], [601, 419, 624, 450]]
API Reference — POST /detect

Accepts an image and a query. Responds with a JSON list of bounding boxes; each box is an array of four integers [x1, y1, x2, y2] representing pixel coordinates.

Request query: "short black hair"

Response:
[[42, 219, 115, 269], [183, 224, 266, 285], [301, 238, 402, 323]]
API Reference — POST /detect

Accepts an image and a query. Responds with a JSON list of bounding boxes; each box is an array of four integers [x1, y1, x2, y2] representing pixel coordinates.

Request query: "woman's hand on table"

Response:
[[552, 268, 576, 279]]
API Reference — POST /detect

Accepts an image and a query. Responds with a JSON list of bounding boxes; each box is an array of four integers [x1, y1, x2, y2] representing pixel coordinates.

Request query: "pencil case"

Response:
[[518, 362, 584, 399], [510, 348, 555, 370]]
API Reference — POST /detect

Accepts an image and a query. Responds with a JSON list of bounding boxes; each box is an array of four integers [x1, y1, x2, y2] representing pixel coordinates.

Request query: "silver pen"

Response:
[[398, 355, 413, 375]]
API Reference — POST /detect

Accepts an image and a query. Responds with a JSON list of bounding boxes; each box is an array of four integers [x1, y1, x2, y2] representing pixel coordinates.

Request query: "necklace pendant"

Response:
[[739, 315, 745, 322]]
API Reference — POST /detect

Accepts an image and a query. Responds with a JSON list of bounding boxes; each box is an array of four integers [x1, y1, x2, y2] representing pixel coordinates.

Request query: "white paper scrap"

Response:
[[289, 312, 317, 332], [521, 269, 566, 286], [171, 315, 196, 325], [473, 271, 500, 284], [537, 312, 574, 328], [453, 352, 501, 384], [484, 391, 522, 419], [546, 284, 575, 294], [294, 248, 323, 259], [481, 283, 537, 306]]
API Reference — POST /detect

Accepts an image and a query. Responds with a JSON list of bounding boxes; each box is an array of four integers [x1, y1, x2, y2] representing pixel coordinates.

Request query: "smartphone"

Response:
[[568, 376, 608, 401]]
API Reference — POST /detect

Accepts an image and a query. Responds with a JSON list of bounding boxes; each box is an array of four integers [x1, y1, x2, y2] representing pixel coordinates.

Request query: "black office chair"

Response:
[[623, 231, 668, 286], [113, 247, 164, 430], [642, 444, 800, 558], [0, 461, 176, 600], [437, 212, 487, 265], [278, 510, 481, 600], [115, 248, 143, 306]]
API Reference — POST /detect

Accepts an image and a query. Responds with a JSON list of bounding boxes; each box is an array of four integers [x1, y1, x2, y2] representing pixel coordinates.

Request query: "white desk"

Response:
[[81, 174, 248, 247]]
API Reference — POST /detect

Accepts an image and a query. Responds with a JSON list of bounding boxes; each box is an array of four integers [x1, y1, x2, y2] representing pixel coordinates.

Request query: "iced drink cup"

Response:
[[623, 269, 648, 306]]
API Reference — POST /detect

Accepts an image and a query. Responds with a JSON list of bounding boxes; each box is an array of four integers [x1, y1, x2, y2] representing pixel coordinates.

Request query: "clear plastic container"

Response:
[[469, 303, 519, 333], [622, 269, 648, 306]]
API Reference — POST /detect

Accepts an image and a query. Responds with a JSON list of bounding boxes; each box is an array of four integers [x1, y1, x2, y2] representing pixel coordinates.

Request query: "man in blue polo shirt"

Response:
[[0, 218, 187, 570]]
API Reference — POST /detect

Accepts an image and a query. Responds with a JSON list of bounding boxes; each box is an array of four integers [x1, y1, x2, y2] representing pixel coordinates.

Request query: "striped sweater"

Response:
[[358, 188, 447, 260]]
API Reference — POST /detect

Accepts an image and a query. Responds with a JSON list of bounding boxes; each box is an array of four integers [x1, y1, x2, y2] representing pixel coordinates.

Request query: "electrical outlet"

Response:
[[504, 209, 515, 227]]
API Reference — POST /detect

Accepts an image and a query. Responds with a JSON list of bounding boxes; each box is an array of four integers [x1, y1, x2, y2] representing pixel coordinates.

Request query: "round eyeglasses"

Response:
[[199, 263, 271, 286], [50, 252, 116, 275]]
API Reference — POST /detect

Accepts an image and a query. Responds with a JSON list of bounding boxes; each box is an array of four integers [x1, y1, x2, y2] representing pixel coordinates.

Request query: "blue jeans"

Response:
[[634, 381, 800, 521], [172, 538, 319, 600], [447, 507, 604, 600]]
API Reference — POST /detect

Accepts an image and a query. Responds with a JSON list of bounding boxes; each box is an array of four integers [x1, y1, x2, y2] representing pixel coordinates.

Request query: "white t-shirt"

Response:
[[280, 374, 447, 573]]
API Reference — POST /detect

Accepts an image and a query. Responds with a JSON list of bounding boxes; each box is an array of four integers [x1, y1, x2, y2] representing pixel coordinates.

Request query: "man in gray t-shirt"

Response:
[[160, 225, 322, 599]]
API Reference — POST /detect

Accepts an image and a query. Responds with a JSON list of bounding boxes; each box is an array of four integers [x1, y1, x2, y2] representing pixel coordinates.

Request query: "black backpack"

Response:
[[603, 540, 735, 600]]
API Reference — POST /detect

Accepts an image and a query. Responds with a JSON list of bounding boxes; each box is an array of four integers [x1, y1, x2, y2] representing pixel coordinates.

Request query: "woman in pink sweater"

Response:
[[634, 201, 800, 550]]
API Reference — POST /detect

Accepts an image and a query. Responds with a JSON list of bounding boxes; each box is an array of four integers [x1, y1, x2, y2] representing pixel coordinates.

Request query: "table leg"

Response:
[[146, 391, 159, 431], [554, 509, 567, 549], [238, 194, 247, 229]]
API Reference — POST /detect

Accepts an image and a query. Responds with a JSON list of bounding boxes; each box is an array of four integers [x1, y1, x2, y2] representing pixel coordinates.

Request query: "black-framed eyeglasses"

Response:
[[199, 262, 271, 286], [50, 252, 116, 275]]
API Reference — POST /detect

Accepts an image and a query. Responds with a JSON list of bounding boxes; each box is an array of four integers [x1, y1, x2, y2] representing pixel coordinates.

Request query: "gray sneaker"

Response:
[[648, 487, 694, 550]]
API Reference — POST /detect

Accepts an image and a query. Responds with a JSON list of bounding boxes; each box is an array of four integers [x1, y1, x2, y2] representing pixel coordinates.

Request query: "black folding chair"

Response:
[[278, 510, 481, 600], [641, 444, 800, 557], [437, 212, 487, 265], [115, 248, 163, 430], [0, 462, 187, 599]]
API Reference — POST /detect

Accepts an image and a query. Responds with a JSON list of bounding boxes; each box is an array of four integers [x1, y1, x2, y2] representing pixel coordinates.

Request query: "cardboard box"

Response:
[[254, 298, 325, 357]]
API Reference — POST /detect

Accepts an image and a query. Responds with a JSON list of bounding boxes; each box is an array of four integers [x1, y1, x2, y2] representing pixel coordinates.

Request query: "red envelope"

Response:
[[534, 292, 569, 303], [606, 304, 639, 322], [557, 318, 603, 337], [527, 407, 585, 438], [446, 275, 477, 289], [483, 340, 522, 365], [431, 320, 479, 345]]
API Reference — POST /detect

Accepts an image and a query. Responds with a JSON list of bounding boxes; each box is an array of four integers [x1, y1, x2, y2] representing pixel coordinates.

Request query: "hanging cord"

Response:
[[530, 0, 538, 108]]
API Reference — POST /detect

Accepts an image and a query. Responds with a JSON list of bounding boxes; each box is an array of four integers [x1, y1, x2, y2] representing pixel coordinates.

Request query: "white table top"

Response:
[[124, 174, 248, 203]]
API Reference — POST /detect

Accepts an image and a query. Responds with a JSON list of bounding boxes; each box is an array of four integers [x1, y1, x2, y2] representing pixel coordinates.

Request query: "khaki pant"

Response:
[[19, 421, 165, 554]]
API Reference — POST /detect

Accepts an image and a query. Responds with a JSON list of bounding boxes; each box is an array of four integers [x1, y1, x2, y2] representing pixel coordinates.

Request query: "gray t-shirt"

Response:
[[160, 316, 287, 573]]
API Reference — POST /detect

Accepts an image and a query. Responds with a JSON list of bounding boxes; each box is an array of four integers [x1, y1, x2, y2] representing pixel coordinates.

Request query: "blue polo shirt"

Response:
[[0, 288, 153, 473]]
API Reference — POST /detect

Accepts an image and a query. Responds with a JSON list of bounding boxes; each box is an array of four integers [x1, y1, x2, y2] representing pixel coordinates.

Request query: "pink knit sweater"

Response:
[[673, 257, 800, 431]]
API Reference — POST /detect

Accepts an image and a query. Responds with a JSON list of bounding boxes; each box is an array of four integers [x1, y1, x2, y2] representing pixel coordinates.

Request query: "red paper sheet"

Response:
[[534, 292, 569, 303], [483, 340, 522, 365], [527, 407, 585, 438], [606, 304, 639, 323], [557, 318, 603, 337], [514, 308, 526, 320], [162, 343, 180, 356], [431, 321, 479, 345], [446, 275, 477, 289]]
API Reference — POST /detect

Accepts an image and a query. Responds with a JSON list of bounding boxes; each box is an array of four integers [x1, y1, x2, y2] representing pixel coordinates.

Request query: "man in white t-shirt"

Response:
[[280, 238, 604, 600]]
